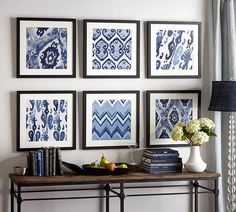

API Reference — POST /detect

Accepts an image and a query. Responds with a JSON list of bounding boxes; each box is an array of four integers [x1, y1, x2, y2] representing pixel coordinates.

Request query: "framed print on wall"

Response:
[[146, 90, 201, 147], [83, 91, 140, 149], [147, 21, 201, 78], [17, 17, 76, 78], [83, 19, 140, 78], [17, 91, 76, 151]]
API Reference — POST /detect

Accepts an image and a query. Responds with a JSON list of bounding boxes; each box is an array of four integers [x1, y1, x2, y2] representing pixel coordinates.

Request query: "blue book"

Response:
[[37, 150, 45, 176], [142, 161, 183, 167], [39, 149, 45, 176], [143, 152, 179, 159]]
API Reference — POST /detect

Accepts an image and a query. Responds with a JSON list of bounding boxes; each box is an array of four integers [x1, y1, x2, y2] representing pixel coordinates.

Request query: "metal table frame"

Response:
[[9, 171, 220, 212]]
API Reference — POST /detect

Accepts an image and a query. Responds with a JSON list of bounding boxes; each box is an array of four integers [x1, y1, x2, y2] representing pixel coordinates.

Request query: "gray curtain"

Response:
[[212, 0, 236, 211]]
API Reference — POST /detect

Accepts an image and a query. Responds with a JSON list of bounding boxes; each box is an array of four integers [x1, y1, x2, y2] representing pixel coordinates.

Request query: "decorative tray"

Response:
[[82, 163, 132, 175]]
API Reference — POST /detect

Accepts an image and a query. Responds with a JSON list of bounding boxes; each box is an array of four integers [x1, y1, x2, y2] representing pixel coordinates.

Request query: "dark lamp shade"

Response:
[[208, 81, 236, 112]]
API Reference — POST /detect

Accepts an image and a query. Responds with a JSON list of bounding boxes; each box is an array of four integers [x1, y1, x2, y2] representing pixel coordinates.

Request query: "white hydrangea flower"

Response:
[[199, 117, 215, 129], [190, 131, 209, 145], [186, 120, 201, 134], [176, 122, 186, 128], [171, 125, 184, 141]]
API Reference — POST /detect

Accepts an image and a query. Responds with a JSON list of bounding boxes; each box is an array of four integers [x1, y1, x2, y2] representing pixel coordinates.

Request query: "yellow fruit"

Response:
[[100, 154, 109, 167], [118, 164, 128, 169]]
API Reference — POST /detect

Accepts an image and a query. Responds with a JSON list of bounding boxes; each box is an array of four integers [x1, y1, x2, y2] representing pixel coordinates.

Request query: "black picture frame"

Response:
[[146, 90, 201, 147], [83, 90, 140, 149], [17, 17, 76, 78], [83, 19, 140, 78], [147, 21, 201, 78], [17, 90, 76, 151]]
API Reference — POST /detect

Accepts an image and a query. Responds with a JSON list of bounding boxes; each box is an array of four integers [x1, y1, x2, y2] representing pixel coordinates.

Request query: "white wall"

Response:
[[0, 0, 211, 211]]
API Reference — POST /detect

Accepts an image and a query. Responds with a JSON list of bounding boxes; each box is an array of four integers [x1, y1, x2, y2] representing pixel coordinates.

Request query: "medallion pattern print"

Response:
[[92, 28, 132, 70], [92, 99, 131, 140], [26, 99, 68, 142], [155, 99, 193, 139], [26, 27, 67, 69], [156, 29, 194, 70]]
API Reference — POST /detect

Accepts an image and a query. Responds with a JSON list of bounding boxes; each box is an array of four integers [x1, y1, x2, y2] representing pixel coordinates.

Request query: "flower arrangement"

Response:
[[171, 118, 216, 146]]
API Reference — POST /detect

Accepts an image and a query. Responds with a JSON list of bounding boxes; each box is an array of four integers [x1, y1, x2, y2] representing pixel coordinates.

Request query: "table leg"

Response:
[[105, 184, 110, 212], [193, 180, 199, 212], [214, 179, 219, 212], [17, 186, 22, 212], [119, 183, 125, 212], [10, 181, 14, 212]]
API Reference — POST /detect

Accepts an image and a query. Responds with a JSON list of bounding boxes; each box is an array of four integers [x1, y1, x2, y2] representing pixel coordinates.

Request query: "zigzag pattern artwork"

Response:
[[92, 99, 131, 140]]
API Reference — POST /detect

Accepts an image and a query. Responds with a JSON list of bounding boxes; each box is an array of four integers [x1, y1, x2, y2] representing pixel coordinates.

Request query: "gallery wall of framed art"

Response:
[[15, 17, 202, 151], [147, 21, 201, 78], [17, 17, 76, 78], [17, 91, 76, 151], [146, 90, 201, 147], [83, 19, 140, 78]]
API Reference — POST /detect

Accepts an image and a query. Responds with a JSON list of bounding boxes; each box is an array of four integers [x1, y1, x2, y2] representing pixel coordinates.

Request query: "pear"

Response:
[[100, 153, 109, 167]]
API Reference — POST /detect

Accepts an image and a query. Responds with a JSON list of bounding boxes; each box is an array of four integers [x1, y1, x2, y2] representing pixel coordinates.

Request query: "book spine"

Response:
[[52, 147, 57, 176], [49, 148, 53, 176], [37, 151, 43, 176], [143, 169, 182, 174], [143, 152, 179, 159], [144, 149, 178, 154], [32, 152, 38, 176], [142, 157, 182, 164], [141, 161, 183, 167], [44, 147, 49, 176], [141, 165, 182, 171], [27, 152, 33, 176], [56, 147, 63, 176]]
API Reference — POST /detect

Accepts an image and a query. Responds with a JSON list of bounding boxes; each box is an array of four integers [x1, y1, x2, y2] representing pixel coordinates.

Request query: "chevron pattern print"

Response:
[[92, 99, 131, 140], [155, 99, 193, 139]]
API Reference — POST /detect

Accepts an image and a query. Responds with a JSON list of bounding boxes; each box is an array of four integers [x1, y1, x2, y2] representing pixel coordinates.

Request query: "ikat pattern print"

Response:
[[92, 99, 131, 140], [26, 99, 68, 142], [156, 29, 193, 70], [26, 27, 67, 69], [155, 99, 193, 139], [92, 28, 132, 70]]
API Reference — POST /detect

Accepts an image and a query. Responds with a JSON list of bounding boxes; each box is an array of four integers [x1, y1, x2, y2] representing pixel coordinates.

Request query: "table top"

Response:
[[9, 170, 220, 187]]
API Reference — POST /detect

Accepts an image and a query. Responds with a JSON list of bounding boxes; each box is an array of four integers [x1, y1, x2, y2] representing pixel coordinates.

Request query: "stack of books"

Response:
[[141, 148, 182, 174], [27, 147, 63, 176]]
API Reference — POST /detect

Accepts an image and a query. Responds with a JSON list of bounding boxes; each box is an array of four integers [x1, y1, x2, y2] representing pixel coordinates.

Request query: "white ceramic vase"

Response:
[[184, 146, 207, 173]]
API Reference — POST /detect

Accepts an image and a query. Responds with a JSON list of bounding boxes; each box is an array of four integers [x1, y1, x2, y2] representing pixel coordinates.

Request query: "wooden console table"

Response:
[[9, 170, 220, 212]]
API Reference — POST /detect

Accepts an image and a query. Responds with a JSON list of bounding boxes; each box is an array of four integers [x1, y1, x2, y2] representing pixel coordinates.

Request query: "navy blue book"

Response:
[[143, 148, 179, 159], [141, 162, 182, 170], [142, 156, 182, 164], [141, 161, 183, 168], [39, 149, 45, 176], [144, 148, 178, 154], [142, 169, 182, 174], [37, 150, 44, 176], [143, 152, 179, 159]]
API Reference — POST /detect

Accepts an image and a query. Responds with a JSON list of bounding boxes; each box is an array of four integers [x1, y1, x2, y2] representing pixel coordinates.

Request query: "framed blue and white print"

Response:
[[17, 91, 76, 151], [83, 20, 140, 78], [83, 91, 140, 149], [147, 21, 201, 78], [147, 90, 201, 147], [17, 17, 76, 78]]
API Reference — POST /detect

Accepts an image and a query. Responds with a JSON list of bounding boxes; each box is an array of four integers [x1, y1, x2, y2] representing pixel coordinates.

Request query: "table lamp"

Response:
[[209, 81, 236, 212]]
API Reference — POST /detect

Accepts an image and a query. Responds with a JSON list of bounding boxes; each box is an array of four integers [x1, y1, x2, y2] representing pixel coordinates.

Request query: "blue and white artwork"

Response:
[[92, 99, 131, 140], [155, 29, 194, 70], [92, 28, 132, 70], [155, 99, 193, 139], [26, 27, 67, 69], [25, 99, 68, 142]]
